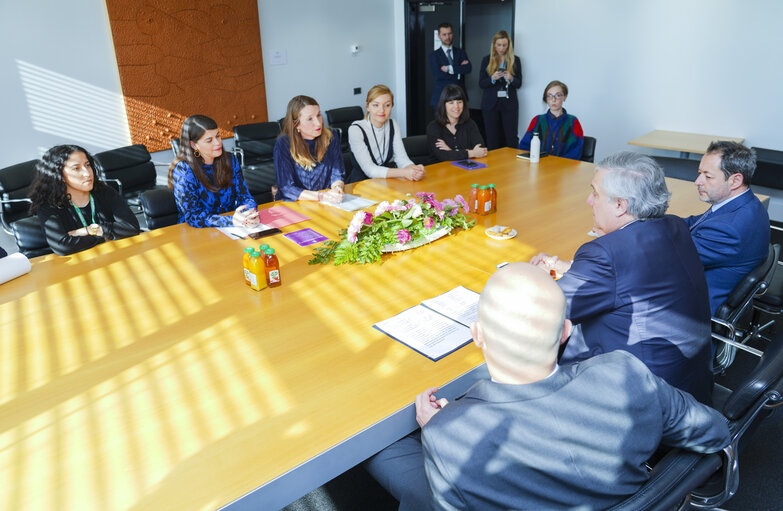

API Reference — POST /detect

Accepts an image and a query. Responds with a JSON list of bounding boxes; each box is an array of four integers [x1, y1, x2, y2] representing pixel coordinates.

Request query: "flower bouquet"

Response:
[[309, 192, 475, 265]]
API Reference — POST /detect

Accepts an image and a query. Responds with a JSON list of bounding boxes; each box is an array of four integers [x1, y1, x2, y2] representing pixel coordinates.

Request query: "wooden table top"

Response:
[[628, 129, 745, 155], [0, 149, 714, 511]]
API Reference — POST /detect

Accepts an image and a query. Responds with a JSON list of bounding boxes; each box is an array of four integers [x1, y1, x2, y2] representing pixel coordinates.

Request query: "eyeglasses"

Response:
[[546, 93, 564, 101]]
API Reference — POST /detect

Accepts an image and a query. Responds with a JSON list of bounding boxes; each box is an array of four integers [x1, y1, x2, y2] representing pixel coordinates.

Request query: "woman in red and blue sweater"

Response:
[[519, 80, 584, 160]]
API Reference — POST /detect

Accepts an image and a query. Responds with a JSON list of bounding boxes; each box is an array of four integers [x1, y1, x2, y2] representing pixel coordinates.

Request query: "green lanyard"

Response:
[[70, 193, 96, 228]]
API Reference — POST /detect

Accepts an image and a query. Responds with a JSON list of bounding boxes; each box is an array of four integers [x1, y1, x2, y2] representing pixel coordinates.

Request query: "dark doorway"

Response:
[[405, 0, 515, 137]]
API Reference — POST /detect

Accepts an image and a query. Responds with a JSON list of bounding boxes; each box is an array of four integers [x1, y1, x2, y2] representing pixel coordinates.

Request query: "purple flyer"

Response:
[[451, 159, 488, 170], [283, 228, 328, 247]]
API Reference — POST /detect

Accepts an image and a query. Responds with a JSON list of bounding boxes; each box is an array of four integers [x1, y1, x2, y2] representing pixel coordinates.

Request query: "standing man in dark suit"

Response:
[[429, 22, 471, 108], [532, 152, 714, 404], [365, 263, 730, 511], [685, 141, 770, 314]]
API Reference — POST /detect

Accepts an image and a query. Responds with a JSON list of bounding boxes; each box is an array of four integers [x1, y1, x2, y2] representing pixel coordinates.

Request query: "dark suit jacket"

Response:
[[685, 190, 770, 314], [478, 55, 521, 111], [422, 351, 730, 511], [558, 215, 714, 404], [429, 47, 471, 107]]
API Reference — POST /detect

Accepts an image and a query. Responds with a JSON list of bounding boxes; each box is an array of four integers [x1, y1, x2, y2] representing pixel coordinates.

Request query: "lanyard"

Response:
[[70, 194, 96, 228], [370, 124, 386, 164]]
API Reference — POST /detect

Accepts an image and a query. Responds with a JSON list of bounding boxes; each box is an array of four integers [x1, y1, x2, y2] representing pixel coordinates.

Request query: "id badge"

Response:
[[497, 90, 508, 98]]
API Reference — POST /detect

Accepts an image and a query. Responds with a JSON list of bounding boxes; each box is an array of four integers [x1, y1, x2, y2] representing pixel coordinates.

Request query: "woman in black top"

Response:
[[29, 145, 140, 255], [426, 85, 487, 162]]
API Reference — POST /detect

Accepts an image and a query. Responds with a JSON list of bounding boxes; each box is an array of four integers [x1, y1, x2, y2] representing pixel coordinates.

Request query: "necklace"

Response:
[[70, 193, 99, 235]]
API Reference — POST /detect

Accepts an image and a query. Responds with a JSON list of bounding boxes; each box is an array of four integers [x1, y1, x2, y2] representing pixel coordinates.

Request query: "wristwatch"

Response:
[[88, 224, 99, 236]]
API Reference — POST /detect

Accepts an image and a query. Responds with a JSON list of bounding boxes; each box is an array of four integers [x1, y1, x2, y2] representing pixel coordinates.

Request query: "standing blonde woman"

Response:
[[348, 85, 426, 183], [273, 95, 345, 202], [478, 30, 522, 149]]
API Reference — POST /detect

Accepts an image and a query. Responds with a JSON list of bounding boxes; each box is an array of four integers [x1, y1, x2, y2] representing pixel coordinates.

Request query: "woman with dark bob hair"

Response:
[[426, 84, 487, 162], [29, 144, 140, 255], [274, 95, 345, 202], [169, 114, 260, 228]]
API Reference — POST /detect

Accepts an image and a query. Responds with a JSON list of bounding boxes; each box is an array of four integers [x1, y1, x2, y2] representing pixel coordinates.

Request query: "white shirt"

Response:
[[348, 118, 414, 178]]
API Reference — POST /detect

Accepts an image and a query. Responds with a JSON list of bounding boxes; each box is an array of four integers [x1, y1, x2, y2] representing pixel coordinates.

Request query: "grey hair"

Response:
[[706, 141, 756, 186], [597, 151, 671, 219]]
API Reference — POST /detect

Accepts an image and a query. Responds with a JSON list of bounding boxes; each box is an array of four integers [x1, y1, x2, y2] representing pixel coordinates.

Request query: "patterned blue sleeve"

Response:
[[172, 161, 232, 228], [274, 136, 304, 201], [231, 156, 257, 210], [328, 135, 346, 185]]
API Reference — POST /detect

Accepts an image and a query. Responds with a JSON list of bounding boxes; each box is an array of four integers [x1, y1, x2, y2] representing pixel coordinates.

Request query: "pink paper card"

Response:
[[258, 206, 311, 228]]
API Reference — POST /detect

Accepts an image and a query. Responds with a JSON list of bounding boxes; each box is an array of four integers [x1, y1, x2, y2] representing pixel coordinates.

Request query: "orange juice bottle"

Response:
[[258, 243, 270, 254], [249, 250, 267, 291], [264, 248, 281, 287], [477, 186, 490, 216], [469, 184, 479, 213], [488, 184, 497, 213], [243, 247, 253, 286]]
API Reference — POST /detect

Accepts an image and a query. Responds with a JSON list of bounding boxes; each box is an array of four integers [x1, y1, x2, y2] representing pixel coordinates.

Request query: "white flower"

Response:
[[374, 201, 390, 217], [410, 203, 423, 218]]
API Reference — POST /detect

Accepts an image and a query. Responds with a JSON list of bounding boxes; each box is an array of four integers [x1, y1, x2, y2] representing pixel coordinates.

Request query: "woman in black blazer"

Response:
[[478, 31, 522, 150]]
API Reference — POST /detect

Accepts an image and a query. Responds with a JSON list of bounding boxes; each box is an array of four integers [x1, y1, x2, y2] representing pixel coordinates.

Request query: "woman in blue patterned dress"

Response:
[[168, 115, 260, 228], [274, 95, 345, 203]]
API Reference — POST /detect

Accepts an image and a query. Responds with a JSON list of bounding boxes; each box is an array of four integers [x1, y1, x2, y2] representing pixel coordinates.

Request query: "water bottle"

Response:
[[530, 133, 541, 163]]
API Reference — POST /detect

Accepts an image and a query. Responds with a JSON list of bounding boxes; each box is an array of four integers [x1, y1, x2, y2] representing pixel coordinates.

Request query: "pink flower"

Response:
[[390, 200, 407, 211], [374, 201, 390, 216], [347, 230, 358, 243], [346, 211, 366, 243], [363, 212, 373, 225], [436, 210, 445, 220], [442, 198, 457, 209], [423, 216, 434, 229], [396, 229, 412, 244], [454, 194, 468, 212], [430, 198, 443, 211], [415, 192, 435, 201]]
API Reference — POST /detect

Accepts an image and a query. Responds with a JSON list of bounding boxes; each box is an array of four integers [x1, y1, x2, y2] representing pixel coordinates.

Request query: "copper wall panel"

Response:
[[105, 1, 268, 152]]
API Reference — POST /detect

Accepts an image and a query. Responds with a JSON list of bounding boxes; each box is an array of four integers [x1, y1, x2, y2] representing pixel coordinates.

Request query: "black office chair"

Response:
[[580, 136, 597, 163], [139, 188, 179, 230], [231, 122, 280, 205], [325, 106, 364, 152], [652, 155, 700, 181], [402, 135, 437, 166], [11, 216, 52, 258], [748, 259, 783, 342], [0, 159, 38, 235], [94, 144, 166, 208], [750, 147, 783, 190], [712, 244, 780, 374], [608, 328, 783, 510]]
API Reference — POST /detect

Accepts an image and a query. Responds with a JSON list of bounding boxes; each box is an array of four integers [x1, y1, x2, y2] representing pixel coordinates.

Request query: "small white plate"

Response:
[[485, 226, 517, 240]]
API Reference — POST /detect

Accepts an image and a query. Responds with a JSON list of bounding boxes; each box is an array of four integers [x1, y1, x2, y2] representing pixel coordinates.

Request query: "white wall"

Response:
[[0, 0, 130, 167], [258, 0, 396, 124], [515, 0, 783, 161]]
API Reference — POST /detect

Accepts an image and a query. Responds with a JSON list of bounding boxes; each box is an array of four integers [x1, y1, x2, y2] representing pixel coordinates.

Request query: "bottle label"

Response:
[[249, 272, 258, 287], [268, 269, 281, 283], [484, 201, 491, 213], [243, 268, 251, 282], [473, 200, 478, 211]]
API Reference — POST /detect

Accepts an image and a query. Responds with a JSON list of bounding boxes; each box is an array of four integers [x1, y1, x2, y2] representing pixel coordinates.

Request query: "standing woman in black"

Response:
[[478, 31, 522, 149]]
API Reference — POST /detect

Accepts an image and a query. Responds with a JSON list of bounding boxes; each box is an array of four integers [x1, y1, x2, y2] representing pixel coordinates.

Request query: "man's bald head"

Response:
[[473, 263, 568, 383]]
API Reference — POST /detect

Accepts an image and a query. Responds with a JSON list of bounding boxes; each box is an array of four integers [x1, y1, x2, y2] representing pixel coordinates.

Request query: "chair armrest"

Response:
[[0, 197, 33, 205], [0, 198, 33, 234], [102, 178, 123, 196], [232, 147, 245, 167], [711, 318, 762, 358]]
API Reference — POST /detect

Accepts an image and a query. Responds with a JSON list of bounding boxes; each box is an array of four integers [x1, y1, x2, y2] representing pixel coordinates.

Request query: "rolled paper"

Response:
[[0, 253, 32, 285]]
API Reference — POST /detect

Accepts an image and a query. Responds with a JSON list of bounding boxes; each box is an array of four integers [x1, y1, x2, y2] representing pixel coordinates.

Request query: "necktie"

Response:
[[690, 207, 713, 230], [446, 48, 454, 66]]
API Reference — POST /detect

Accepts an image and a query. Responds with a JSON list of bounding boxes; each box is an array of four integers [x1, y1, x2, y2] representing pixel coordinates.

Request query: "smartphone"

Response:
[[456, 159, 480, 168], [248, 228, 282, 239], [516, 152, 549, 160]]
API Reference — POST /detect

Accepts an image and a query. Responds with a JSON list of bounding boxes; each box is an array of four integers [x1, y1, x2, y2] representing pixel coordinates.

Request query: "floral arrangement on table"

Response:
[[309, 192, 475, 265]]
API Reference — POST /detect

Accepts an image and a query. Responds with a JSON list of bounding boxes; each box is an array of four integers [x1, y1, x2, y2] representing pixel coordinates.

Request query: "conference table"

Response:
[[1, 148, 714, 511], [628, 129, 745, 158]]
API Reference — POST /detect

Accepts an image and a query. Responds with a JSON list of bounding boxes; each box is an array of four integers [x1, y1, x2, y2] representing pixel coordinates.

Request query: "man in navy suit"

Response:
[[532, 152, 714, 404], [685, 141, 770, 314], [365, 263, 730, 511], [429, 22, 471, 107]]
